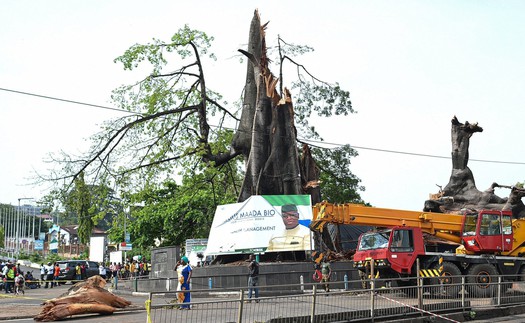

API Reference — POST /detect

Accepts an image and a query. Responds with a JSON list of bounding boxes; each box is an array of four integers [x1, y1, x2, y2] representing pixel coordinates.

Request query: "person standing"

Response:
[[116, 263, 122, 278], [45, 262, 54, 288], [80, 263, 87, 280], [75, 264, 82, 282], [130, 261, 136, 279], [321, 257, 332, 294], [143, 261, 149, 276], [176, 256, 192, 309], [247, 254, 260, 303], [14, 274, 25, 295], [99, 263, 107, 279], [53, 263, 60, 287], [40, 263, 46, 286], [5, 264, 15, 294], [133, 260, 139, 278], [109, 263, 116, 280]]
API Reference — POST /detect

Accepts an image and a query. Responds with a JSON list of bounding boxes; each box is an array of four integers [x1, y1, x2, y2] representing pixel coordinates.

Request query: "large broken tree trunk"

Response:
[[424, 116, 525, 218], [300, 144, 322, 205], [34, 276, 131, 321], [235, 10, 315, 202]]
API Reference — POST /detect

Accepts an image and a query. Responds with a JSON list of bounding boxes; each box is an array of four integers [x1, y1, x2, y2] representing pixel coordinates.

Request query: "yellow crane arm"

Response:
[[311, 201, 464, 244]]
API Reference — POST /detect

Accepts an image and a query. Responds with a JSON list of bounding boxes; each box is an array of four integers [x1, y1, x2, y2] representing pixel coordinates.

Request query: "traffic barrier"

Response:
[[142, 274, 525, 323]]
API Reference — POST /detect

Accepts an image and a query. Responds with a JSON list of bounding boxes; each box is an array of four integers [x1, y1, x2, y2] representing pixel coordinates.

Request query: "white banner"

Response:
[[206, 195, 312, 255]]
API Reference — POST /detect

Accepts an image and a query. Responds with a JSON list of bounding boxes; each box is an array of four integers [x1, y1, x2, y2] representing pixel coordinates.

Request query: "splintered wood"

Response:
[[34, 276, 131, 321]]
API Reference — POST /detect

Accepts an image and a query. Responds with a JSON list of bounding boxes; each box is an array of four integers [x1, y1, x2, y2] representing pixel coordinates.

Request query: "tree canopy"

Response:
[[45, 10, 365, 248]]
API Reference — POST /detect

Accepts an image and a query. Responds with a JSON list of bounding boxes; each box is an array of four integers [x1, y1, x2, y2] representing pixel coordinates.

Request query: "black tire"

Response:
[[467, 263, 498, 297], [429, 261, 462, 297]]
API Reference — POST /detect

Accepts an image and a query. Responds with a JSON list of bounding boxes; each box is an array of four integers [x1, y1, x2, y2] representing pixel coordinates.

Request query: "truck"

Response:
[[311, 201, 525, 297]]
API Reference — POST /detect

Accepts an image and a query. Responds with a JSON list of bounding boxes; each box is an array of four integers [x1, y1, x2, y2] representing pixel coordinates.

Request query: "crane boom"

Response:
[[311, 201, 464, 244]]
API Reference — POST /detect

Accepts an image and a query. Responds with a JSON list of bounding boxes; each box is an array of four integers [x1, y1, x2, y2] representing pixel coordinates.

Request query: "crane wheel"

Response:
[[466, 263, 498, 298], [429, 261, 461, 297]]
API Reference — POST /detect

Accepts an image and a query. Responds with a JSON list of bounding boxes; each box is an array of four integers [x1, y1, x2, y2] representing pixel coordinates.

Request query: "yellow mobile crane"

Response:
[[311, 201, 525, 297]]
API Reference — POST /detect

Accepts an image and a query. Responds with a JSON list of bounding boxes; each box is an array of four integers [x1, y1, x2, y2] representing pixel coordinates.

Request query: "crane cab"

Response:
[[353, 227, 426, 276], [461, 210, 513, 253]]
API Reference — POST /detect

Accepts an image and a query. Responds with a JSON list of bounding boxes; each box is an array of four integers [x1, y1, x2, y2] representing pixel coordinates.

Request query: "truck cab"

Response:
[[353, 227, 426, 278], [461, 210, 513, 253]]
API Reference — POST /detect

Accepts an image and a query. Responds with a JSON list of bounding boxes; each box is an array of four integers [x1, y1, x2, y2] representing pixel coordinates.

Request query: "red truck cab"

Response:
[[353, 227, 426, 277]]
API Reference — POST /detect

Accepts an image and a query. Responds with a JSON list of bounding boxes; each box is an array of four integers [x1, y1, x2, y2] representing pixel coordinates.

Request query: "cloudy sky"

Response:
[[1, 1, 524, 211]]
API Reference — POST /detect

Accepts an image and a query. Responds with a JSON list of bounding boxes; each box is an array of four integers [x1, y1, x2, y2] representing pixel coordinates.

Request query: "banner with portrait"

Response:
[[206, 195, 313, 255]]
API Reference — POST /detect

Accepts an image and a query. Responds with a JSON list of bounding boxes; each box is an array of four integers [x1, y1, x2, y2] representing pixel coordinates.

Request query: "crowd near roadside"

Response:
[[1, 258, 150, 295], [0, 260, 33, 294], [109, 259, 150, 280]]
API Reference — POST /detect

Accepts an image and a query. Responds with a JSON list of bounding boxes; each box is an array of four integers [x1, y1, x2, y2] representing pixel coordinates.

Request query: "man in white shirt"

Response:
[[44, 262, 54, 288], [267, 204, 312, 251], [1, 262, 8, 277], [99, 263, 107, 279]]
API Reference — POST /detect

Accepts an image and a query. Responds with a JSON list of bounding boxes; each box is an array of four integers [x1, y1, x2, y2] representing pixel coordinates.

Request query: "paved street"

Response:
[[2, 264, 525, 322], [0, 268, 149, 322]]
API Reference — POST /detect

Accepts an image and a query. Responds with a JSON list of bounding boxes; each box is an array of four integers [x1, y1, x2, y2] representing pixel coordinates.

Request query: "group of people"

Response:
[[39, 262, 62, 288], [107, 260, 150, 280], [1, 260, 26, 294]]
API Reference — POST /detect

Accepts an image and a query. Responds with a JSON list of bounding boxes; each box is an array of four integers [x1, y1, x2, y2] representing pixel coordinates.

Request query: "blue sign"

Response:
[[35, 240, 44, 251]]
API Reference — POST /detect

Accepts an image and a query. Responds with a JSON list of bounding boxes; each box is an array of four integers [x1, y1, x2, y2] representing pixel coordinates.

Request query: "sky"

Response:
[[1, 0, 524, 211]]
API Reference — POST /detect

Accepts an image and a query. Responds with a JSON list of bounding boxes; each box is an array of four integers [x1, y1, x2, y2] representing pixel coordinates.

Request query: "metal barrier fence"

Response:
[[142, 276, 525, 323], [143, 274, 525, 323]]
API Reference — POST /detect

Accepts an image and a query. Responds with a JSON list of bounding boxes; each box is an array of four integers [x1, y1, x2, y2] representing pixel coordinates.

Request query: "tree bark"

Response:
[[424, 116, 524, 218], [300, 144, 322, 205], [34, 276, 131, 321], [236, 10, 312, 202]]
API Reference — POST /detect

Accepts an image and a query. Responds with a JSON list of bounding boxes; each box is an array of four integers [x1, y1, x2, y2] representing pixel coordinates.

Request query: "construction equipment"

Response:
[[311, 201, 525, 297]]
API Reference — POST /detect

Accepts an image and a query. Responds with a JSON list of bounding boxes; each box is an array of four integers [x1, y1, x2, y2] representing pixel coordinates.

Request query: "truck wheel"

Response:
[[467, 263, 498, 297], [429, 261, 461, 297]]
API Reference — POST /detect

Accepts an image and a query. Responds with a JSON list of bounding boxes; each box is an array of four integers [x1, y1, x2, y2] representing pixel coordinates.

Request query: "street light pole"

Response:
[[16, 197, 34, 256]]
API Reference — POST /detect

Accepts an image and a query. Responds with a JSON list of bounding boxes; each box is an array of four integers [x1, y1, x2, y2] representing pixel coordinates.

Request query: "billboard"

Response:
[[89, 236, 105, 263], [206, 195, 312, 255], [110, 250, 123, 264]]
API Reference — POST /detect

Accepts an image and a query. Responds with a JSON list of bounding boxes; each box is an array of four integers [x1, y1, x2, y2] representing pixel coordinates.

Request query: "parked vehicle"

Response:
[[56, 260, 100, 283], [311, 201, 525, 297]]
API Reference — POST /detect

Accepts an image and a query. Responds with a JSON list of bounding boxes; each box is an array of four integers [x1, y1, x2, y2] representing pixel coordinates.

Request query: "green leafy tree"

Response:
[[313, 145, 366, 204], [0, 204, 16, 249], [110, 148, 240, 249], [47, 11, 364, 248], [0, 225, 4, 249], [70, 172, 93, 244]]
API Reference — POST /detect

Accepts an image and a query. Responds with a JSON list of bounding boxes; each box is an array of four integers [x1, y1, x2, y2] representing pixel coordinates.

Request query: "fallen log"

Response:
[[34, 276, 131, 321], [34, 303, 116, 321]]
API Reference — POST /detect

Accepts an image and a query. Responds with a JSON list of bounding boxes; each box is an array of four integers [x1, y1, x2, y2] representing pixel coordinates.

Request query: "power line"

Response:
[[0, 87, 133, 115], [302, 138, 525, 165], [2, 86, 524, 166]]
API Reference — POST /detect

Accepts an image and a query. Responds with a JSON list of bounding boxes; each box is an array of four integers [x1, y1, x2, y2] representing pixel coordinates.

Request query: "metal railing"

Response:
[[143, 275, 525, 323]]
